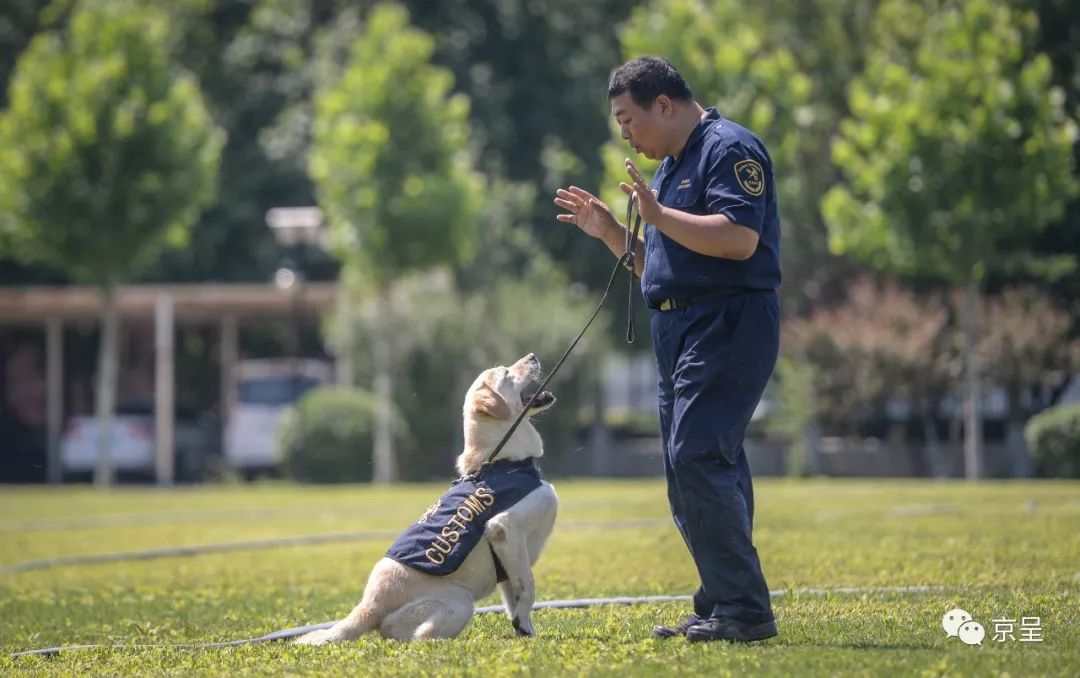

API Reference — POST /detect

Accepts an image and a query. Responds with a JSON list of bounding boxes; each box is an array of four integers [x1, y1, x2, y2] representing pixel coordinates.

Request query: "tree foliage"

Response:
[[310, 2, 481, 287], [822, 0, 1077, 285], [781, 278, 952, 436], [979, 286, 1080, 393], [0, 0, 223, 284]]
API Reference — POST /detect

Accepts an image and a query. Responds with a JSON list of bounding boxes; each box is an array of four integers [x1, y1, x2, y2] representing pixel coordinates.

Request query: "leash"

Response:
[[623, 193, 643, 343], [482, 196, 644, 468], [12, 587, 946, 657]]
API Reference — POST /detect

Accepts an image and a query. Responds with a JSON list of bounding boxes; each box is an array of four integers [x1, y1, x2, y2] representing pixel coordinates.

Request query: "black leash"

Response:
[[623, 193, 643, 343], [482, 196, 644, 468]]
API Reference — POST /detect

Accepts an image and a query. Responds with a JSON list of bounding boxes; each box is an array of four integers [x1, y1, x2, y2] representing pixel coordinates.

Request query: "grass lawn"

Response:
[[2, 478, 1078, 676]]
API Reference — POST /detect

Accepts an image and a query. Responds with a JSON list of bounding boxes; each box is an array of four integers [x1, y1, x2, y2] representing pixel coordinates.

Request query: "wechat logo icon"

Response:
[[942, 608, 985, 646]]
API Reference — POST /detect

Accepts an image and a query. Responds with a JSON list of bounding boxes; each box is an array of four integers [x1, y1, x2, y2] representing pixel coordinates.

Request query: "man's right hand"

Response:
[[554, 186, 618, 240]]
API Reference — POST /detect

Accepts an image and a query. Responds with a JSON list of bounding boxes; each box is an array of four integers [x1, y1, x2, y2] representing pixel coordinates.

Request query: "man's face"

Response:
[[610, 92, 669, 160]]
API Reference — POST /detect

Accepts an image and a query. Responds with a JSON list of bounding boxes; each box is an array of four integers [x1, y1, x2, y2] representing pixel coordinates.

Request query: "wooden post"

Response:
[[155, 292, 175, 485], [45, 317, 64, 484], [220, 314, 238, 426]]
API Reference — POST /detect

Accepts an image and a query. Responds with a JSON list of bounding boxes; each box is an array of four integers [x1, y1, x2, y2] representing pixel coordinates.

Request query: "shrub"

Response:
[[277, 387, 382, 483], [1025, 403, 1080, 478]]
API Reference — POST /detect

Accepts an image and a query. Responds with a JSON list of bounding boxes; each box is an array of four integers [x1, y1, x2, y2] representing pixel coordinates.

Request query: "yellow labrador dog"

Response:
[[296, 353, 558, 643]]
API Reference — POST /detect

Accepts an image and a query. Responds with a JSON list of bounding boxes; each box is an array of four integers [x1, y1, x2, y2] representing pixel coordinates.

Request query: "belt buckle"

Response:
[[659, 299, 676, 311]]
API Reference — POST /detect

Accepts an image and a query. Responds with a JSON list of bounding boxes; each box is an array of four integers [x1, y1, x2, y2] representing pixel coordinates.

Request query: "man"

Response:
[[554, 57, 780, 643]]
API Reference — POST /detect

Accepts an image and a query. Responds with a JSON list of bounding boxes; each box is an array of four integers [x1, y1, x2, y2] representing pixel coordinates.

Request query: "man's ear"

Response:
[[473, 384, 511, 420], [656, 94, 672, 116]]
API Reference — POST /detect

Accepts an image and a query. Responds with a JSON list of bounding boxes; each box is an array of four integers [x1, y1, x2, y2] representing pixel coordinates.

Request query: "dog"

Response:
[[295, 353, 559, 643]]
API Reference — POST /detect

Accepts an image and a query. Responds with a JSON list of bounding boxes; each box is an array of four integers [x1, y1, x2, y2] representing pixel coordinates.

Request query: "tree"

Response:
[[602, 0, 881, 317], [978, 287, 1080, 476], [1014, 0, 1080, 302], [0, 0, 223, 486], [310, 3, 482, 483], [821, 0, 1078, 478], [237, 0, 637, 294], [779, 278, 953, 475]]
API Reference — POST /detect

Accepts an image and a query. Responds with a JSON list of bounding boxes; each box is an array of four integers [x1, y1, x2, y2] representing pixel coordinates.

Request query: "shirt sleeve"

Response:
[[703, 141, 769, 233]]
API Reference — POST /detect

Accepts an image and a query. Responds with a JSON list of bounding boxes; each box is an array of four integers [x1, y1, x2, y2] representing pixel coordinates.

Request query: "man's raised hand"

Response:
[[554, 186, 617, 240], [620, 158, 663, 224]]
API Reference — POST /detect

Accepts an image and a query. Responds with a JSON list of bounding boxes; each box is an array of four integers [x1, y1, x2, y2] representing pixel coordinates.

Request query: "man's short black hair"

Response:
[[607, 57, 693, 109]]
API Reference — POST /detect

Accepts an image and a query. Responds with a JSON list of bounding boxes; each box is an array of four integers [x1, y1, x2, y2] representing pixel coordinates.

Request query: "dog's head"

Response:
[[458, 353, 556, 475], [466, 352, 556, 421]]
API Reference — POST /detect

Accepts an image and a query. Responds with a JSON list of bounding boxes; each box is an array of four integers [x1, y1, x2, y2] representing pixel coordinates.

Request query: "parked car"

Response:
[[223, 359, 332, 478], [61, 400, 218, 482]]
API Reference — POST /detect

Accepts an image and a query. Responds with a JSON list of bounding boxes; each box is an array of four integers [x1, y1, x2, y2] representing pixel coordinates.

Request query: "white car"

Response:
[[223, 359, 332, 478], [61, 401, 212, 481]]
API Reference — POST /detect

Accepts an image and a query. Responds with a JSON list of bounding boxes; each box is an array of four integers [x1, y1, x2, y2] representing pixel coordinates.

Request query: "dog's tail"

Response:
[[294, 602, 378, 645]]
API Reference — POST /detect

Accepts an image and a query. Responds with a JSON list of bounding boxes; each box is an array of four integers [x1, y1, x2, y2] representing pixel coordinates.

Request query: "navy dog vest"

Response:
[[386, 458, 544, 577]]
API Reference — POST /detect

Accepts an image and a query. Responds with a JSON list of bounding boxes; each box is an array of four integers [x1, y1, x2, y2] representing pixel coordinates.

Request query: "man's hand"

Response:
[[554, 186, 617, 240], [620, 158, 664, 225]]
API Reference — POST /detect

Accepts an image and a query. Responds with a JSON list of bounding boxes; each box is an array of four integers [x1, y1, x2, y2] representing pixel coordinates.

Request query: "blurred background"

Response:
[[0, 0, 1077, 486]]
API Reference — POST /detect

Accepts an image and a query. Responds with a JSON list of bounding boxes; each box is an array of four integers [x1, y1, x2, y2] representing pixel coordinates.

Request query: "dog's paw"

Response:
[[512, 616, 535, 638]]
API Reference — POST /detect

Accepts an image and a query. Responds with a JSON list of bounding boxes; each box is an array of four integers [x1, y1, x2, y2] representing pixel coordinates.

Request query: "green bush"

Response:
[[276, 387, 381, 483], [1025, 403, 1080, 478]]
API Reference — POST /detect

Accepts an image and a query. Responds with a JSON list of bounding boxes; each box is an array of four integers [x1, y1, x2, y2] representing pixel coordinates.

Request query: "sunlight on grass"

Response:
[[2, 479, 1078, 675]]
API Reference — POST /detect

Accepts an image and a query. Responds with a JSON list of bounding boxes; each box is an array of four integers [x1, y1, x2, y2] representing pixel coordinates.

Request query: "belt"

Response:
[[655, 288, 745, 311]]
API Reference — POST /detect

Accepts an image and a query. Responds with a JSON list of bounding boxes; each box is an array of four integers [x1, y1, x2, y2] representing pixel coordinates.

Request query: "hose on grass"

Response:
[[10, 586, 938, 658]]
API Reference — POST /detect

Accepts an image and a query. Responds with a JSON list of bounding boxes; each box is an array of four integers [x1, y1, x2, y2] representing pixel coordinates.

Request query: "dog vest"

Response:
[[386, 458, 544, 578]]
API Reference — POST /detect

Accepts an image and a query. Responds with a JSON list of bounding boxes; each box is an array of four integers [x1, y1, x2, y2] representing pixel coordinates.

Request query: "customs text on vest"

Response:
[[386, 458, 543, 579]]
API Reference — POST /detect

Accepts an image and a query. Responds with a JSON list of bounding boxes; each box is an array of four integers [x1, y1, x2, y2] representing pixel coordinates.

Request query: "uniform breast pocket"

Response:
[[665, 186, 702, 213]]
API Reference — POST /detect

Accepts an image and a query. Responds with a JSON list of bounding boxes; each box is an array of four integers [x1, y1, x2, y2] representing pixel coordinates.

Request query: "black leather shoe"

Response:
[[685, 617, 778, 643], [651, 614, 703, 639]]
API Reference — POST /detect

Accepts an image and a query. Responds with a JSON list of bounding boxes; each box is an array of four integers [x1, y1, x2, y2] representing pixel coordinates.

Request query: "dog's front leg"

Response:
[[485, 515, 535, 637]]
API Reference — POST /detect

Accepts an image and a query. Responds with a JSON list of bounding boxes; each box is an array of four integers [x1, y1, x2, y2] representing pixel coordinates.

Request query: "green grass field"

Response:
[[2, 478, 1078, 676]]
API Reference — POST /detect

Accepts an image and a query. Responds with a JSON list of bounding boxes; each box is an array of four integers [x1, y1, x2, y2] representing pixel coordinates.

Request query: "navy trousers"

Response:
[[650, 290, 779, 624]]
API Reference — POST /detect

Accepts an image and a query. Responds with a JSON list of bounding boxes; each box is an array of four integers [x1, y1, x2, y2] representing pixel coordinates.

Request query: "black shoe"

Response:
[[685, 617, 778, 643], [651, 614, 703, 639]]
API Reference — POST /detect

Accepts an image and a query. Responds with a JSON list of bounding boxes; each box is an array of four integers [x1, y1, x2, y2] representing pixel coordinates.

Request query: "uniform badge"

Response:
[[734, 159, 765, 196]]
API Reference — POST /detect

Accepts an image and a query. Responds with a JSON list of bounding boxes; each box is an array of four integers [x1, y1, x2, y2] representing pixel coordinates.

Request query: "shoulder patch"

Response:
[[734, 159, 765, 196]]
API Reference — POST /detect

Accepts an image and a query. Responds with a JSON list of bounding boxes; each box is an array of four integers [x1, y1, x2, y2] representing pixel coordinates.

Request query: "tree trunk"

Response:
[[960, 283, 983, 480], [334, 285, 354, 388], [801, 418, 821, 477], [919, 392, 944, 478], [94, 283, 120, 488], [588, 373, 613, 476], [1005, 382, 1031, 478], [371, 286, 397, 483]]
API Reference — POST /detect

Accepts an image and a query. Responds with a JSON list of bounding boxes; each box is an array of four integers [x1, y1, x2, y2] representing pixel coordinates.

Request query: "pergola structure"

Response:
[[0, 281, 340, 484]]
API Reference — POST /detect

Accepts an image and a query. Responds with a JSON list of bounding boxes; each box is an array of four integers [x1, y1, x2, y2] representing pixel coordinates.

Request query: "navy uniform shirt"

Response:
[[641, 107, 781, 308], [386, 459, 543, 577]]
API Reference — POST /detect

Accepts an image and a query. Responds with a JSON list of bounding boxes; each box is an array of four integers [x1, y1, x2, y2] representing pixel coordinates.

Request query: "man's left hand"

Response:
[[620, 158, 664, 225]]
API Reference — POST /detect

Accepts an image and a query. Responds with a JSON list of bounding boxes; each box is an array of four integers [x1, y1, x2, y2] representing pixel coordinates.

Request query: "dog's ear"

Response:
[[473, 384, 511, 420]]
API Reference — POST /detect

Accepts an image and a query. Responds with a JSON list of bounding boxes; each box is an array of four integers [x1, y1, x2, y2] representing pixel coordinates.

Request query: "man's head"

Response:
[[608, 57, 694, 160]]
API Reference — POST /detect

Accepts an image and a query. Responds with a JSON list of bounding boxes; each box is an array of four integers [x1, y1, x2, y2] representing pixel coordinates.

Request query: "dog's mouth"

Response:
[[521, 390, 556, 411]]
